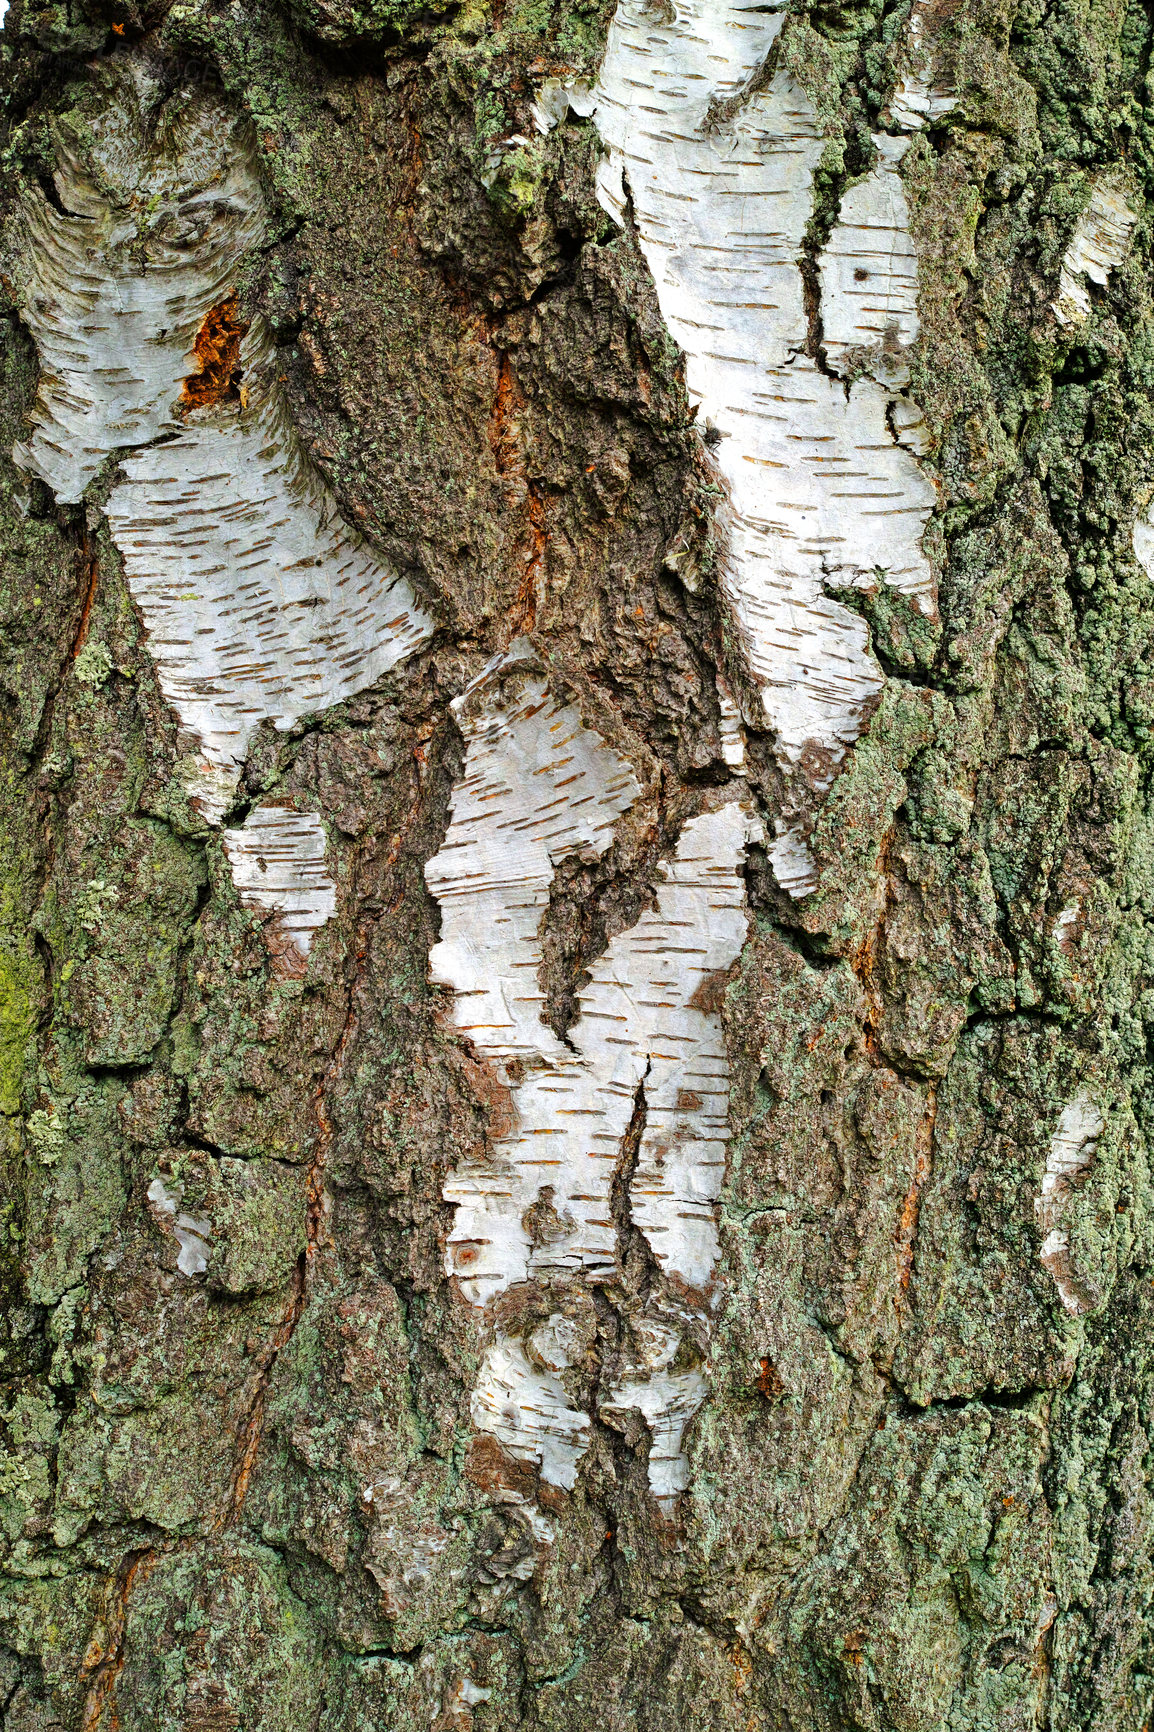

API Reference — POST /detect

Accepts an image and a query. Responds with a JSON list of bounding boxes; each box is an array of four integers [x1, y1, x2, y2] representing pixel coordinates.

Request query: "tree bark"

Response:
[[1, 0, 1153, 1727]]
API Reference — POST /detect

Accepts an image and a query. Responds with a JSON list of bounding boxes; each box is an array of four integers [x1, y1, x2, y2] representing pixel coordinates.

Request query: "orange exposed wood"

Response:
[[489, 351, 546, 635], [71, 536, 100, 659], [896, 1085, 937, 1296], [80, 1549, 158, 1732], [180, 295, 248, 413], [756, 1356, 785, 1398]]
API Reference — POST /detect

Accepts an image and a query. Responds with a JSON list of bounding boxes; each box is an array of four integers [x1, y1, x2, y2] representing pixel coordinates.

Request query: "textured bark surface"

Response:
[[2, 0, 1154, 1727]]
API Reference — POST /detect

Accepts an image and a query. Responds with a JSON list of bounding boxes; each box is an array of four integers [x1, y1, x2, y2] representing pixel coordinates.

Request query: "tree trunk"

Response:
[[1, 0, 1153, 1726]]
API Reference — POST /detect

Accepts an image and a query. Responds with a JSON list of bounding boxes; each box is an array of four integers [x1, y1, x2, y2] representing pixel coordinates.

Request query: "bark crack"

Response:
[[79, 1547, 159, 1732]]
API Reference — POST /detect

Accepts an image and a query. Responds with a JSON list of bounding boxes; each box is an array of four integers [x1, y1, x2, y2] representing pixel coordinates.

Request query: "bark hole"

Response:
[[180, 295, 248, 413]]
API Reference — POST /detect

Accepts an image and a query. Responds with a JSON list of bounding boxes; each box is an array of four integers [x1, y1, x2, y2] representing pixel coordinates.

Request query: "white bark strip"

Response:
[[601, 1318, 706, 1504], [471, 1322, 591, 1492], [1053, 176, 1138, 328], [13, 59, 433, 947], [14, 101, 264, 504], [584, 0, 937, 785], [146, 1177, 212, 1277], [105, 353, 433, 822], [1134, 500, 1154, 580], [427, 647, 756, 1502], [887, 0, 956, 131], [819, 134, 921, 389], [431, 773, 754, 1306], [579, 803, 753, 1292], [221, 806, 337, 961], [1036, 1096, 1104, 1315], [426, 640, 642, 1073]]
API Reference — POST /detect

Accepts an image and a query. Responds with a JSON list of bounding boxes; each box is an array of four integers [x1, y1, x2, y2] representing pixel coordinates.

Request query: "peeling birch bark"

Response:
[[1053, 176, 1139, 328], [1036, 1096, 1104, 1315], [13, 87, 265, 504], [427, 646, 757, 1501], [471, 1324, 591, 1492], [579, 803, 754, 1291], [146, 1177, 212, 1277], [715, 676, 747, 770], [431, 757, 753, 1303], [601, 1318, 706, 1504], [425, 640, 642, 1083], [1134, 500, 1154, 579], [104, 352, 433, 821], [12, 56, 432, 950], [221, 807, 337, 964], [819, 134, 921, 390], [886, 0, 956, 131]]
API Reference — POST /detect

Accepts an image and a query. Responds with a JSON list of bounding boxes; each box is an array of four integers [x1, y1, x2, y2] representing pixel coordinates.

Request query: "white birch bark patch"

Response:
[[600, 1317, 707, 1504], [13, 55, 433, 948], [146, 1176, 212, 1277], [1053, 175, 1138, 328], [14, 75, 265, 505], [427, 647, 757, 1502], [104, 355, 433, 821], [583, 0, 937, 785], [1133, 500, 1154, 580], [425, 640, 642, 1075], [1035, 1096, 1104, 1316], [886, 0, 957, 132], [471, 1323, 591, 1493], [819, 134, 921, 389], [221, 806, 337, 963], [576, 802, 753, 1293]]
